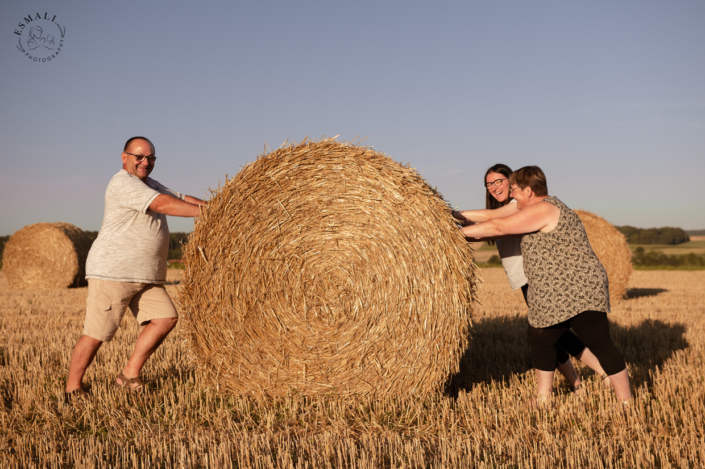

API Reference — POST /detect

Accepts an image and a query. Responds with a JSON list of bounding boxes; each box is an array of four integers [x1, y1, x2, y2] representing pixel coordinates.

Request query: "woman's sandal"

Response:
[[115, 372, 145, 392], [601, 373, 613, 388]]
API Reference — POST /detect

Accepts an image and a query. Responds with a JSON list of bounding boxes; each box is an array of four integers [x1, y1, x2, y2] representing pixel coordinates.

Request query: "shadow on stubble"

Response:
[[445, 314, 688, 397]]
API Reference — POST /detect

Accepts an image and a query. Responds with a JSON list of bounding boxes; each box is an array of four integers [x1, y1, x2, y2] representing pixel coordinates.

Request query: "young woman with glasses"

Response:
[[453, 164, 611, 400]]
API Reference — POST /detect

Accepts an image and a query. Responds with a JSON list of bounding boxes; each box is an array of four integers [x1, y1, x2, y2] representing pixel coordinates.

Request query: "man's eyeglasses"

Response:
[[485, 178, 507, 189], [125, 152, 157, 164]]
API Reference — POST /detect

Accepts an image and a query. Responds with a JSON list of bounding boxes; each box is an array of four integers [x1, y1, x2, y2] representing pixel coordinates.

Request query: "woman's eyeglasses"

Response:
[[485, 178, 507, 189]]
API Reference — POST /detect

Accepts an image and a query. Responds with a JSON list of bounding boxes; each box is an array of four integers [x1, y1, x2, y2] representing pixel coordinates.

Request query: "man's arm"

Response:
[[183, 195, 206, 206], [149, 194, 204, 217]]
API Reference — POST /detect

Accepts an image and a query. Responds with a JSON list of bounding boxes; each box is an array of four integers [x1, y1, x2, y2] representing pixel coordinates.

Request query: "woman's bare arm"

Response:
[[453, 202, 519, 224], [460, 202, 559, 239]]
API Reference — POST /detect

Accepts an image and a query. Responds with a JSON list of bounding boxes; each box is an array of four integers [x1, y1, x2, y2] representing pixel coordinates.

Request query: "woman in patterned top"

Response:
[[459, 165, 631, 405], [454, 164, 611, 394]]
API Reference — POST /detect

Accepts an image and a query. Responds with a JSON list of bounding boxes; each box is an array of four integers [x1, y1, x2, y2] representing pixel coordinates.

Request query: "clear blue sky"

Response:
[[2, 1, 704, 235]]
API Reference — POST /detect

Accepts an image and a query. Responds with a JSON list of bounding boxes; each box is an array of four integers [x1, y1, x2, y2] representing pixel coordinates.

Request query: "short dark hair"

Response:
[[508, 165, 548, 197], [124, 136, 154, 153], [484, 163, 513, 210]]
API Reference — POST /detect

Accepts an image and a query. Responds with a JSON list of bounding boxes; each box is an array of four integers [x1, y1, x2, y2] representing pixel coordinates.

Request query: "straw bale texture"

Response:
[[179, 138, 478, 398], [575, 210, 632, 305], [3, 222, 92, 289]]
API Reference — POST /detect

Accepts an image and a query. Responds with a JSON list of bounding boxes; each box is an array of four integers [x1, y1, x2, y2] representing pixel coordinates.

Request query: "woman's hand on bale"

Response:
[[452, 211, 475, 227]]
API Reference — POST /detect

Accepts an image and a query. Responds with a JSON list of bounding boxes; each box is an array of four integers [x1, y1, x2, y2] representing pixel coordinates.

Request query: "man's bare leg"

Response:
[[117, 317, 178, 387], [66, 335, 103, 393]]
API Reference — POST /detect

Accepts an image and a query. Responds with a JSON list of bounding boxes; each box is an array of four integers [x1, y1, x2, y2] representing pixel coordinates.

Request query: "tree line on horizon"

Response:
[[83, 231, 189, 261], [616, 226, 690, 245], [0, 236, 8, 266], [0, 225, 700, 270], [631, 246, 705, 268]]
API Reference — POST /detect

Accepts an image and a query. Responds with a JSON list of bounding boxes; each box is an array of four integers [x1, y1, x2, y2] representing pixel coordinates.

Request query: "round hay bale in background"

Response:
[[3, 222, 93, 289], [575, 210, 632, 305], [179, 138, 478, 398]]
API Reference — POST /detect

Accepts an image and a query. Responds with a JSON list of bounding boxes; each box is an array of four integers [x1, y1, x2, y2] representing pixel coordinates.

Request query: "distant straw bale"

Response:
[[575, 210, 632, 305], [3, 222, 92, 289], [179, 138, 478, 398]]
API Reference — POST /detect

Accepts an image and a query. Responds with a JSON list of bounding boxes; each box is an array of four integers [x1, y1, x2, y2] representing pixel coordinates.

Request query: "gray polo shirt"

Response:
[[86, 169, 184, 283]]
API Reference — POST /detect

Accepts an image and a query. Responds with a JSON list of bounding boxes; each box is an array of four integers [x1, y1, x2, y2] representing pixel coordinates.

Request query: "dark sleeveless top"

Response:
[[521, 196, 610, 328]]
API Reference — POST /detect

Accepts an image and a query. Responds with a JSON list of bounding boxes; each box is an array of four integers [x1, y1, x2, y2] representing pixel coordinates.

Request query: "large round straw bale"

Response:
[[575, 210, 632, 305], [3, 222, 93, 289], [179, 138, 478, 398]]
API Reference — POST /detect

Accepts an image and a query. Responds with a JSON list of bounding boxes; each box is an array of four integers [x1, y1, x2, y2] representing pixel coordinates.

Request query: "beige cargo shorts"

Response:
[[83, 278, 178, 342]]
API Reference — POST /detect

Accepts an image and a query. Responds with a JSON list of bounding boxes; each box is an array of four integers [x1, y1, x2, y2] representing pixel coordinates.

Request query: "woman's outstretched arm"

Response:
[[453, 202, 519, 224], [460, 201, 559, 239]]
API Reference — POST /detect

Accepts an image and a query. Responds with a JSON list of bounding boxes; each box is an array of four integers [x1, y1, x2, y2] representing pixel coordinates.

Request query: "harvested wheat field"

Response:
[[1, 268, 704, 468]]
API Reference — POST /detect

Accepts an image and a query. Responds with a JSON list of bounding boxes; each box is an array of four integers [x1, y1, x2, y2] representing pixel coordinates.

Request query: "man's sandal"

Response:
[[115, 372, 145, 391]]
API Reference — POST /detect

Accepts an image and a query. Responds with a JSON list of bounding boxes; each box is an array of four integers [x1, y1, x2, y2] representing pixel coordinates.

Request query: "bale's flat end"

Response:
[[179, 138, 478, 398], [576, 210, 632, 306], [3, 222, 92, 289]]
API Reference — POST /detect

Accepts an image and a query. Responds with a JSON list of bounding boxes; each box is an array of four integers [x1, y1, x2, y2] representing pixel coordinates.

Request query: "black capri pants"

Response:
[[521, 284, 586, 365], [527, 310, 627, 376]]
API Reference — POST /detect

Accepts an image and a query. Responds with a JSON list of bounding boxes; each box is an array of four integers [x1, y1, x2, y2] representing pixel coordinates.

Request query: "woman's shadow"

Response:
[[445, 300, 688, 397]]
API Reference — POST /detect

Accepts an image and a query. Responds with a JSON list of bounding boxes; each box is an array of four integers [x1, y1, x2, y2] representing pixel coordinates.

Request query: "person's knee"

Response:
[[527, 326, 549, 347], [76, 334, 103, 349], [593, 345, 626, 375], [556, 346, 570, 366], [557, 331, 586, 358], [150, 316, 178, 331]]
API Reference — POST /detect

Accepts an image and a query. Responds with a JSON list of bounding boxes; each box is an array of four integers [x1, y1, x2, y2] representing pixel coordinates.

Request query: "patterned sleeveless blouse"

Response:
[[521, 196, 610, 328]]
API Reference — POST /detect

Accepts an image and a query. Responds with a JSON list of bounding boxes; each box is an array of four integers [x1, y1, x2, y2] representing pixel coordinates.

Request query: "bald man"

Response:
[[65, 136, 205, 399]]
